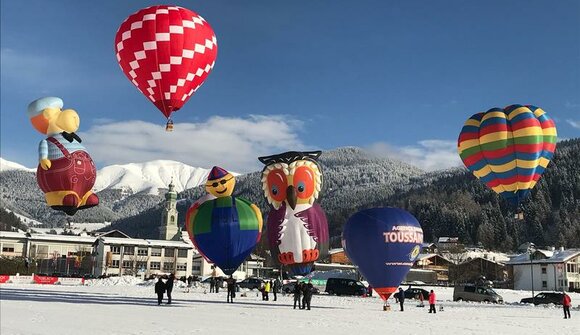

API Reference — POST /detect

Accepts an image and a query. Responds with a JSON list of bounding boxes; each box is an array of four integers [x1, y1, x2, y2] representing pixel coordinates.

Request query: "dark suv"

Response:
[[236, 278, 264, 290], [404, 288, 430, 300], [325, 278, 367, 296], [520, 292, 564, 305]]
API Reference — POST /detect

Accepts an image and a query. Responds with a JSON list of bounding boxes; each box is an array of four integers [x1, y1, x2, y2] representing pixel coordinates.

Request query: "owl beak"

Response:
[[286, 185, 297, 210]]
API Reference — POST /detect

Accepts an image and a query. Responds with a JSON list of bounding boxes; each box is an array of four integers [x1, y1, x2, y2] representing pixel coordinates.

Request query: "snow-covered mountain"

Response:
[[0, 157, 213, 225], [94, 160, 211, 195], [0, 157, 35, 173]]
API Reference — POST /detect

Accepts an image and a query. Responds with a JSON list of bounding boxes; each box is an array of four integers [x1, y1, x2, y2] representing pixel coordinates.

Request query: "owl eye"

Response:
[[297, 182, 305, 193], [267, 169, 287, 203], [293, 166, 315, 199]]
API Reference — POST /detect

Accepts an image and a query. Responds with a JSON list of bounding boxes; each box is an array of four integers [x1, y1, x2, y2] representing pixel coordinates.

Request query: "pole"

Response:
[[530, 256, 535, 304], [554, 264, 557, 291]]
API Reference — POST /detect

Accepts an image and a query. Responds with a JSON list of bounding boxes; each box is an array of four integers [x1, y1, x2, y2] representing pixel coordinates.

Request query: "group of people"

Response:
[[209, 276, 223, 293], [260, 278, 281, 301], [293, 281, 316, 310], [394, 287, 437, 313], [154, 273, 175, 305]]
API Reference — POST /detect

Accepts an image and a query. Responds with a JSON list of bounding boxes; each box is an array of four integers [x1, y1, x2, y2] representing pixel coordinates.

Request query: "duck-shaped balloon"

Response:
[[185, 166, 263, 275]]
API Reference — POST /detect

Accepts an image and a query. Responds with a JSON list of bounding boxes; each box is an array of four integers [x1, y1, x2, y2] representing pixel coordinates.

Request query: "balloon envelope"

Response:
[[115, 5, 217, 120], [342, 208, 423, 301], [457, 105, 557, 206], [188, 196, 261, 275]]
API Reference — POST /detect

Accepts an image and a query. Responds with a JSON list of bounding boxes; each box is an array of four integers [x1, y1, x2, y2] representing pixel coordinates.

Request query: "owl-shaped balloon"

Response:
[[259, 151, 329, 275]]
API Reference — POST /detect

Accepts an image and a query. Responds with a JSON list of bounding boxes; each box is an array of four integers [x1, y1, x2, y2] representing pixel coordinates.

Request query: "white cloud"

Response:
[[566, 119, 580, 129], [80, 115, 310, 173], [367, 139, 461, 171]]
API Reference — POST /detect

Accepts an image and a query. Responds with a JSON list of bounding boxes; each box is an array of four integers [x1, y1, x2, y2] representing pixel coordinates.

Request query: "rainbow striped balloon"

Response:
[[457, 105, 557, 205]]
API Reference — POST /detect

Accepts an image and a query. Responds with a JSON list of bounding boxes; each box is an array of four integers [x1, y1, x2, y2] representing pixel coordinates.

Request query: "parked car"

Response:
[[281, 281, 320, 294], [404, 287, 430, 300], [453, 284, 503, 303], [237, 277, 265, 290], [520, 292, 564, 305], [325, 278, 367, 296]]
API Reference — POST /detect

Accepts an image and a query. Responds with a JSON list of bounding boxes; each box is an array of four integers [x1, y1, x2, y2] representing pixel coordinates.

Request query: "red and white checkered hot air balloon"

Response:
[[114, 5, 217, 131]]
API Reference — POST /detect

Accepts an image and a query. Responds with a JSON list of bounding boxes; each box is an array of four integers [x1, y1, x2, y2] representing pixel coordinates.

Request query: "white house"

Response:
[[93, 236, 194, 278], [506, 248, 580, 292], [0, 230, 129, 275]]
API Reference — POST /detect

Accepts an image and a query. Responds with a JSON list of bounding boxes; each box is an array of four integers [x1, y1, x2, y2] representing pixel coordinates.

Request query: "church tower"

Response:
[[159, 179, 179, 241]]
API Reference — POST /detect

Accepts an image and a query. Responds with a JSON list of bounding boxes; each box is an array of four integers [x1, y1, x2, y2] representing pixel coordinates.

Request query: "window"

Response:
[[542, 281, 547, 288], [171, 215, 175, 223], [164, 248, 175, 258], [137, 248, 148, 256], [2, 244, 15, 252], [176, 263, 187, 271], [178, 249, 188, 258], [136, 261, 147, 270], [111, 260, 119, 268], [192, 264, 201, 271], [150, 262, 160, 270], [122, 260, 133, 269], [541, 267, 547, 274], [151, 248, 161, 257], [163, 262, 174, 271], [111, 246, 120, 255], [36, 245, 49, 258], [123, 246, 135, 255]]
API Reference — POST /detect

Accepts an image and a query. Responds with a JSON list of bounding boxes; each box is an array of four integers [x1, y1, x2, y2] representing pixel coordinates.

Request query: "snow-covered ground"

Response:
[[1, 279, 578, 335]]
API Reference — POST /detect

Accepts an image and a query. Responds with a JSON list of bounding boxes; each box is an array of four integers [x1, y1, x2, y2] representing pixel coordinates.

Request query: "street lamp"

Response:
[[527, 243, 536, 305]]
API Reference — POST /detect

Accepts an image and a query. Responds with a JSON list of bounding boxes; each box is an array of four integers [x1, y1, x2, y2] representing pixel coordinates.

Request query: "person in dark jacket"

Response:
[[397, 288, 405, 311], [155, 276, 166, 305], [215, 277, 221, 293], [166, 273, 175, 304], [210, 277, 215, 293], [293, 282, 302, 309], [273, 278, 281, 301], [302, 283, 314, 310], [226, 276, 237, 303]]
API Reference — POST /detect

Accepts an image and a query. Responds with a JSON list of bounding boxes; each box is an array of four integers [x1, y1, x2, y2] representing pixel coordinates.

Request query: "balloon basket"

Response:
[[165, 119, 174, 132], [382, 303, 391, 311]]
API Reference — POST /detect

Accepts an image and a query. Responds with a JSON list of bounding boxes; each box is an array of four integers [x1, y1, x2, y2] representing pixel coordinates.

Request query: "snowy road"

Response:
[[0, 282, 577, 335]]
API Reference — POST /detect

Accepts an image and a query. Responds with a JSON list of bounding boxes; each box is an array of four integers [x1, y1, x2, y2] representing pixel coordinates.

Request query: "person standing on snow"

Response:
[[563, 293, 572, 319], [155, 276, 166, 306], [293, 282, 302, 309], [166, 273, 175, 304], [428, 290, 437, 314], [303, 282, 314, 310], [226, 276, 237, 303], [273, 278, 281, 301], [264, 280, 271, 301], [215, 277, 221, 293], [397, 288, 405, 311]]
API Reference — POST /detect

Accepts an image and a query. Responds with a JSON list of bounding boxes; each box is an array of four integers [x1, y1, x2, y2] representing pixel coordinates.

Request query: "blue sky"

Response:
[[1, 0, 579, 172]]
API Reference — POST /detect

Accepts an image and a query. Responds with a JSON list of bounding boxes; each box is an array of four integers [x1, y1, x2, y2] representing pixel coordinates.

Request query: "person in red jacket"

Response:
[[428, 290, 436, 314], [563, 293, 572, 319]]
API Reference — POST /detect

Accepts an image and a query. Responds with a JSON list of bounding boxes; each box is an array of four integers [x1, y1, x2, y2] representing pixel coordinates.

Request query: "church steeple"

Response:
[[159, 178, 179, 240]]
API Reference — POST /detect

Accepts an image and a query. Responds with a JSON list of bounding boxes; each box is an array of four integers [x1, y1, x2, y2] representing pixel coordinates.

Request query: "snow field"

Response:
[[1, 280, 578, 335]]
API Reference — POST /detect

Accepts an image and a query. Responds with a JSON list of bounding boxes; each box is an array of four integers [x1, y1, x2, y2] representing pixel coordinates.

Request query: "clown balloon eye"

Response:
[[271, 186, 278, 195]]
